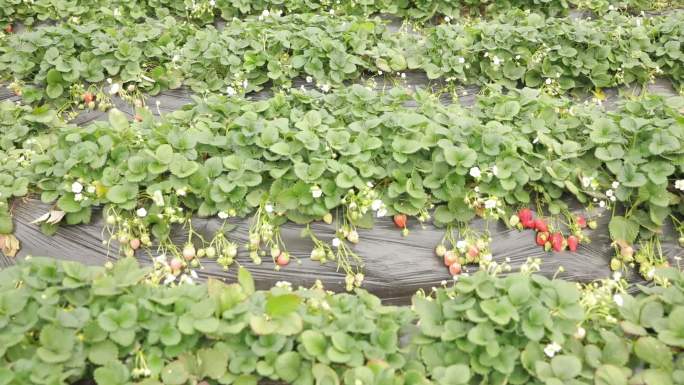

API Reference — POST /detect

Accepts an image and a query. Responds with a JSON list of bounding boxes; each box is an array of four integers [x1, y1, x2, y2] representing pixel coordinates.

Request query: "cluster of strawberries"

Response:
[[515, 208, 592, 252]]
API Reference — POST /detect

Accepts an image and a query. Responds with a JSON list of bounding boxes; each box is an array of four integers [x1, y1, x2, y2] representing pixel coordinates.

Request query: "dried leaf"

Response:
[[30, 212, 51, 224], [47, 210, 66, 224], [1, 234, 20, 257]]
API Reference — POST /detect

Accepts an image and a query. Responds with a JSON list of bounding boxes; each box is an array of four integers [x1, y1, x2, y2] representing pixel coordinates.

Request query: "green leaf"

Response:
[[301, 330, 328, 356], [312, 364, 339, 385], [634, 337, 672, 369], [198, 346, 229, 379], [594, 365, 628, 385], [170, 155, 199, 178], [194, 317, 219, 333], [493, 100, 521, 120], [94, 362, 129, 385], [551, 355, 581, 380], [238, 266, 254, 295], [106, 184, 138, 204], [648, 132, 679, 155], [275, 351, 302, 382], [0, 368, 14, 385], [46, 69, 63, 85], [57, 194, 82, 213], [266, 294, 301, 317], [270, 142, 291, 156], [46, 83, 64, 99], [439, 364, 471, 385], [108, 109, 130, 131], [155, 144, 174, 164], [608, 216, 639, 243], [88, 340, 119, 365], [161, 361, 189, 385]]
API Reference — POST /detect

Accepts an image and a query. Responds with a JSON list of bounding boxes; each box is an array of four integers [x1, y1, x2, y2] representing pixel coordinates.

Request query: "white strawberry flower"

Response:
[[457, 57, 465, 64], [456, 240, 467, 251], [226, 86, 236, 96], [574, 326, 586, 339], [469, 166, 481, 178], [613, 294, 624, 307], [265, 204, 274, 213], [306, 76, 313, 83], [376, 208, 387, 218], [492, 56, 502, 66], [544, 342, 562, 357], [218, 211, 229, 219], [74, 193, 83, 202], [371, 199, 383, 211], [612, 181, 620, 189], [311, 185, 322, 198], [675, 180, 684, 191], [484, 198, 497, 209], [136, 207, 147, 217], [109, 83, 120, 95], [545, 78, 552, 85], [491, 165, 499, 177], [164, 274, 176, 285], [71, 181, 83, 194], [87, 185, 96, 194], [332, 237, 341, 248], [176, 188, 186, 196]]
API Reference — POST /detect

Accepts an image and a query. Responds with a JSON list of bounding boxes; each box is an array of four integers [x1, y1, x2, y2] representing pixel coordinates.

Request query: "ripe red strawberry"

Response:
[[467, 245, 479, 258], [83, 92, 94, 103], [576, 215, 587, 228], [536, 232, 549, 246], [393, 214, 407, 228], [276, 252, 290, 266], [550, 232, 565, 252], [567, 235, 579, 252], [518, 208, 533, 223], [534, 218, 548, 233], [522, 219, 535, 229], [4, 24, 12, 34], [134, 114, 143, 122], [449, 262, 462, 276], [444, 250, 458, 266]]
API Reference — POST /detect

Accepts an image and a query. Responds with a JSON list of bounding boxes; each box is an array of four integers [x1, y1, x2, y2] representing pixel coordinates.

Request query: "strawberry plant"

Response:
[[2, 10, 684, 112], [1, 257, 684, 385], [0, 85, 681, 281]]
